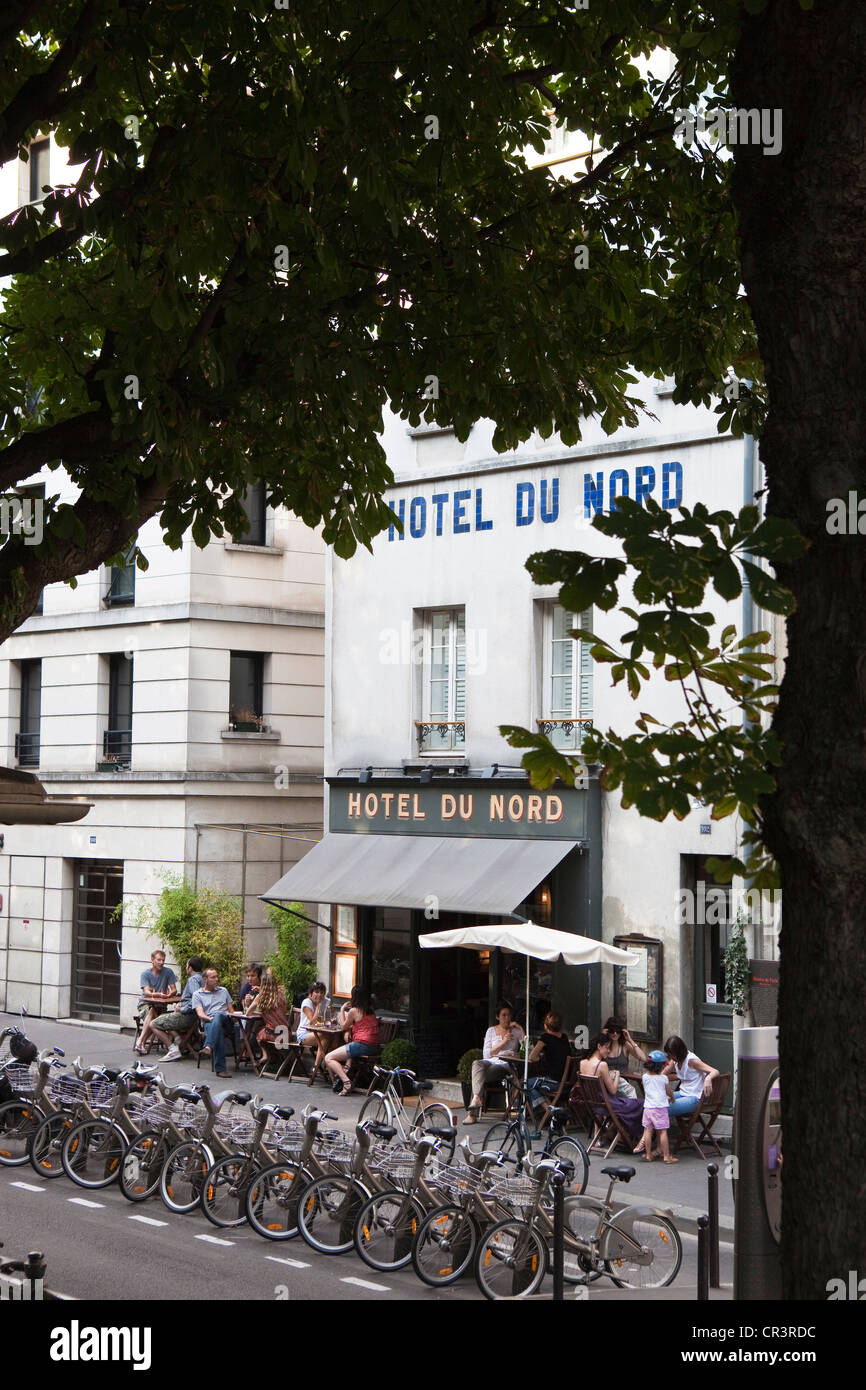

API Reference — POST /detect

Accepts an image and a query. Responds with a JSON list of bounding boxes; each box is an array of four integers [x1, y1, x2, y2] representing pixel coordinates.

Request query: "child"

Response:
[[640, 1050, 678, 1163]]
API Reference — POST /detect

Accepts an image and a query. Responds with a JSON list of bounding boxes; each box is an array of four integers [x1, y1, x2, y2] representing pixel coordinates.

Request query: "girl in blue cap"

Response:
[[639, 1051, 678, 1162]]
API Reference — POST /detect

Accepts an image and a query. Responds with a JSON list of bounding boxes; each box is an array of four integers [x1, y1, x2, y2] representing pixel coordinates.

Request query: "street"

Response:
[[0, 1159, 732, 1303]]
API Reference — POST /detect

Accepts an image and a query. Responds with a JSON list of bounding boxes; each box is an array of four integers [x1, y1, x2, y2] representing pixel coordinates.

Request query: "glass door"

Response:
[[72, 861, 124, 1017]]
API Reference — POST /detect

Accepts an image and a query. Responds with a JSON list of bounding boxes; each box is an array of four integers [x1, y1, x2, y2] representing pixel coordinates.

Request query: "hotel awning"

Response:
[[261, 832, 580, 917]]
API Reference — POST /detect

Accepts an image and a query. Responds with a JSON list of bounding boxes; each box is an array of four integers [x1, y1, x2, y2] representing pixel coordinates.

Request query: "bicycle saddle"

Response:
[[548, 1106, 571, 1123], [601, 1165, 636, 1182], [366, 1122, 397, 1141], [265, 1104, 295, 1122], [427, 1125, 456, 1141]]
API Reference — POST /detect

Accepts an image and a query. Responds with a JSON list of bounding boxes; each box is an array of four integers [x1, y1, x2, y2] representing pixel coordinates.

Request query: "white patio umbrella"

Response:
[[418, 921, 640, 1088]]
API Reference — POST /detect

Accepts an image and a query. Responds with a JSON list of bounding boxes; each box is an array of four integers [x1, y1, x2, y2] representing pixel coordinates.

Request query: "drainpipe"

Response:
[[735, 429, 759, 1077]]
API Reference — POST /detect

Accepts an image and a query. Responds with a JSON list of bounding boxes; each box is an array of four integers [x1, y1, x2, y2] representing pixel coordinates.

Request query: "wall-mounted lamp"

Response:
[[358, 767, 373, 784], [420, 766, 434, 784]]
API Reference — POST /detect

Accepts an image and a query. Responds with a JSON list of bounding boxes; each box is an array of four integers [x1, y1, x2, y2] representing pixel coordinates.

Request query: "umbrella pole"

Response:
[[525, 953, 530, 1089]]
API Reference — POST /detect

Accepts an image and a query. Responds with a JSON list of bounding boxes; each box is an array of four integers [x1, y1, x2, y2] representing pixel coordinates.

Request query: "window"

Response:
[[229, 652, 265, 729], [104, 654, 133, 766], [417, 609, 465, 753], [540, 604, 593, 751], [16, 659, 41, 767], [105, 547, 136, 606], [231, 481, 267, 546], [28, 138, 50, 204]]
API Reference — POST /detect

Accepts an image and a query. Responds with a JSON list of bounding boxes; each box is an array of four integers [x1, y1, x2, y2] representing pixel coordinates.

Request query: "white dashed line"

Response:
[[195, 1233, 235, 1247], [10, 1181, 46, 1192], [265, 1255, 311, 1269], [340, 1276, 390, 1292], [68, 1197, 104, 1208], [128, 1214, 169, 1227]]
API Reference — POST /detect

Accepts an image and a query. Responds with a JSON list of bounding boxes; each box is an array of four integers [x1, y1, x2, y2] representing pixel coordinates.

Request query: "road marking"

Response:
[[128, 1214, 168, 1227], [265, 1255, 311, 1269], [195, 1233, 235, 1247], [10, 1181, 45, 1192], [340, 1276, 390, 1292], [68, 1197, 104, 1208]]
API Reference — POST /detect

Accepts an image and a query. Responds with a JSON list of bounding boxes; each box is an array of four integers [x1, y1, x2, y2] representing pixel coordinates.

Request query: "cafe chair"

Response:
[[348, 1017, 400, 1094], [673, 1072, 731, 1158], [196, 1016, 239, 1073], [574, 1073, 635, 1157]]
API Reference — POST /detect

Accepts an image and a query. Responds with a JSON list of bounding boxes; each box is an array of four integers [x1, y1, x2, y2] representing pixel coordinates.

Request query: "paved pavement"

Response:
[[0, 1012, 735, 1302]]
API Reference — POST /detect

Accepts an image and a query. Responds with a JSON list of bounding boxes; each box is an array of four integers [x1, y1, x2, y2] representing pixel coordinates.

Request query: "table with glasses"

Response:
[[303, 1024, 346, 1086]]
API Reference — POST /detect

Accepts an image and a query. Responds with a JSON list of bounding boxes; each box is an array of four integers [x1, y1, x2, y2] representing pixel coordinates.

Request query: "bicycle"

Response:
[[296, 1118, 402, 1255], [474, 1157, 682, 1298], [244, 1105, 342, 1241], [352, 1132, 446, 1272], [358, 1066, 455, 1163], [60, 1066, 163, 1189], [200, 1098, 298, 1228], [410, 1138, 514, 1287], [28, 1059, 117, 1178], [0, 1045, 67, 1167], [159, 1083, 253, 1214], [118, 1080, 205, 1202], [468, 1080, 590, 1197]]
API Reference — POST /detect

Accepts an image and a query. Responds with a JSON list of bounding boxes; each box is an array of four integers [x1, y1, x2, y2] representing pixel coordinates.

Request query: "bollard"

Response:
[[697, 1215, 709, 1301], [26, 1251, 45, 1302], [551, 1168, 565, 1302], [706, 1164, 720, 1288]]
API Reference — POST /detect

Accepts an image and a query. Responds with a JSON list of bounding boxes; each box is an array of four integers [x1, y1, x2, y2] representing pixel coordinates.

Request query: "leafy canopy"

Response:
[[1, 0, 784, 639]]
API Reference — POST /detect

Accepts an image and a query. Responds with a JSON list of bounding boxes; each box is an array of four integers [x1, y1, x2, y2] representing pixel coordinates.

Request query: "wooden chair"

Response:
[[574, 1073, 635, 1157], [536, 1055, 580, 1131], [479, 1062, 519, 1118], [349, 1016, 400, 1093], [673, 1072, 731, 1158]]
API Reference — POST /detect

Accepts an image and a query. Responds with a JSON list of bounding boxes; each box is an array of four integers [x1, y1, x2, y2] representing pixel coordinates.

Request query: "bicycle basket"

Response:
[[427, 1161, 485, 1204], [3, 1062, 37, 1095], [489, 1173, 540, 1218], [369, 1144, 417, 1184]]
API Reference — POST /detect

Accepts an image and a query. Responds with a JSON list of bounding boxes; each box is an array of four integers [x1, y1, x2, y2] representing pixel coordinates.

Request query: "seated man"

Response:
[[134, 949, 178, 1054], [191, 967, 235, 1078], [148, 956, 205, 1060]]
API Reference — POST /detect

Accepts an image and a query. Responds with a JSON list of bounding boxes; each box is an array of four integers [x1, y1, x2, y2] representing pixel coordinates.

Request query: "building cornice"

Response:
[[11, 600, 325, 638]]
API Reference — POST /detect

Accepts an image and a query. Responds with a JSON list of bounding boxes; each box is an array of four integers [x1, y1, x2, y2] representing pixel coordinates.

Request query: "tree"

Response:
[[262, 899, 317, 1002], [121, 872, 245, 993], [0, 0, 852, 1295]]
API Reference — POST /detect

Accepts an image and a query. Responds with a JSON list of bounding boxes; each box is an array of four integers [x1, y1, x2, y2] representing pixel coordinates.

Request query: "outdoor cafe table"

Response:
[[304, 1025, 346, 1086]]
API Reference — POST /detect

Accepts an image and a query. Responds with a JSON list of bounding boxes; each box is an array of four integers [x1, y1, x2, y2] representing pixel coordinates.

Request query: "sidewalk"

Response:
[[2, 1011, 734, 1243]]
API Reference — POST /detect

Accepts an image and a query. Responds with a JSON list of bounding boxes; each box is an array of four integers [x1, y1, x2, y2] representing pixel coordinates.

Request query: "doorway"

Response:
[[72, 861, 123, 1018], [682, 854, 734, 1106]]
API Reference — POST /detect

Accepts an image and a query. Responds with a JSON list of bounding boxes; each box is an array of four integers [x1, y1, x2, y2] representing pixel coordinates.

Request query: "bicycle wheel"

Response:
[[357, 1093, 391, 1128], [246, 1160, 309, 1240], [354, 1188, 426, 1271], [61, 1119, 127, 1188], [30, 1110, 75, 1178], [561, 1194, 608, 1285], [474, 1218, 548, 1300], [160, 1140, 213, 1214], [0, 1100, 44, 1166], [477, 1120, 522, 1172], [603, 1213, 682, 1289], [412, 1204, 477, 1287], [547, 1135, 590, 1196], [417, 1102, 456, 1165], [201, 1155, 256, 1228], [297, 1173, 370, 1255], [119, 1130, 169, 1203]]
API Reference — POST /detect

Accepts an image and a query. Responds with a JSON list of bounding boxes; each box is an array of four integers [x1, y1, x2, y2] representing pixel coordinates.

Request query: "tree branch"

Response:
[[0, 0, 104, 165], [0, 409, 116, 492]]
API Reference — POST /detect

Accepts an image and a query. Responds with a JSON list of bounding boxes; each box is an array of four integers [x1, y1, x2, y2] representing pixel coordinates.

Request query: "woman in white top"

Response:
[[662, 1035, 719, 1116], [463, 1002, 525, 1125], [297, 981, 327, 1081]]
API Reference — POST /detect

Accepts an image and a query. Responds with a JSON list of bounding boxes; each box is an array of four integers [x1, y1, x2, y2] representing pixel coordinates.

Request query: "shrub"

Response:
[[262, 900, 317, 1001], [381, 1037, 417, 1072], [457, 1048, 483, 1084], [121, 873, 245, 992]]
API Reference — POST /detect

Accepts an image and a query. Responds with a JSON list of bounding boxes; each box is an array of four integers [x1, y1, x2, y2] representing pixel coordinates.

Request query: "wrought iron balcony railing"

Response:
[[102, 727, 132, 768], [415, 720, 466, 753], [14, 730, 40, 768], [536, 717, 593, 752]]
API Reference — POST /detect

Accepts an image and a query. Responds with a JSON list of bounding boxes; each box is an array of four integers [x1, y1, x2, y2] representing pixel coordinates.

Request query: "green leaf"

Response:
[[713, 555, 742, 601]]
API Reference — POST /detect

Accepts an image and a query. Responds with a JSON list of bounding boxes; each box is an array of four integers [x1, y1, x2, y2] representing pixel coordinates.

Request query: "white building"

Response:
[[266, 384, 780, 1079], [0, 492, 325, 1023]]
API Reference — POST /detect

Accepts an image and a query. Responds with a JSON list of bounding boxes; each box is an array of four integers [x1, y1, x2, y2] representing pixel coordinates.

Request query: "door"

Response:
[[416, 911, 490, 1076], [684, 855, 734, 1108], [72, 861, 124, 1018]]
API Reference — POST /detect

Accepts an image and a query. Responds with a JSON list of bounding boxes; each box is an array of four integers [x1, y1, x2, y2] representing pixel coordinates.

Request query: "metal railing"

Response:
[[14, 730, 40, 767], [102, 728, 132, 767]]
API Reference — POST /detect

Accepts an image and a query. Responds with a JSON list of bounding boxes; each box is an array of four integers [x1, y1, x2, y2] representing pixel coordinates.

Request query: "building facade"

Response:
[[267, 382, 781, 1078], [0, 497, 325, 1024]]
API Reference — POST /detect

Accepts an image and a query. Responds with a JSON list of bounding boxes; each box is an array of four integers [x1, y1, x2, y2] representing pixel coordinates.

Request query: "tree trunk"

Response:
[[732, 0, 866, 1297]]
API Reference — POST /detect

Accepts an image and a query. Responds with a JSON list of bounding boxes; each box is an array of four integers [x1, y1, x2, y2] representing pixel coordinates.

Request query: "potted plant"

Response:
[[457, 1048, 483, 1109], [381, 1037, 417, 1073], [97, 752, 122, 772], [230, 707, 266, 732]]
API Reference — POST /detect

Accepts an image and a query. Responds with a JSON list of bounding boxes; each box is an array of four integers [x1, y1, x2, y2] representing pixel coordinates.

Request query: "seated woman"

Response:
[[245, 969, 289, 1074], [295, 981, 327, 1082], [663, 1035, 720, 1117], [325, 986, 380, 1097], [463, 1002, 525, 1125], [601, 1016, 649, 1099], [526, 1011, 572, 1127], [573, 1033, 645, 1146]]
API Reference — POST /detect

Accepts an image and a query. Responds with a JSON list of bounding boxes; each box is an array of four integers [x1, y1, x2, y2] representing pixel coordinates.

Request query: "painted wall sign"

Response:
[[328, 780, 588, 840], [385, 464, 684, 541]]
